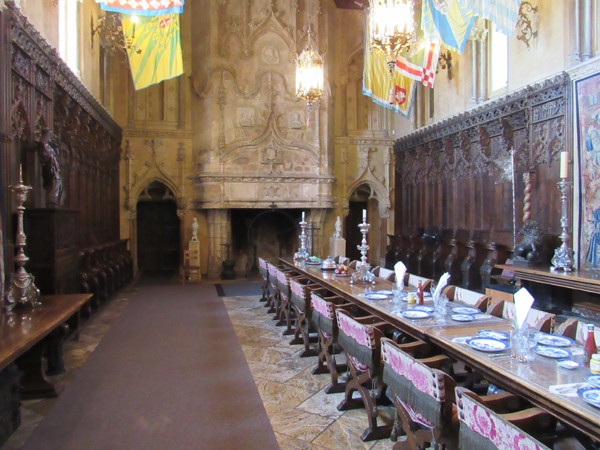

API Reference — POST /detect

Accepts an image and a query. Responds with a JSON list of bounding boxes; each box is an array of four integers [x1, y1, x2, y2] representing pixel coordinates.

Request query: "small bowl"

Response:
[[321, 256, 337, 270]]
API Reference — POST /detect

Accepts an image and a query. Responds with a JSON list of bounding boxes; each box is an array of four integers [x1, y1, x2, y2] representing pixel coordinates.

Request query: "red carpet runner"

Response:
[[22, 280, 280, 450]]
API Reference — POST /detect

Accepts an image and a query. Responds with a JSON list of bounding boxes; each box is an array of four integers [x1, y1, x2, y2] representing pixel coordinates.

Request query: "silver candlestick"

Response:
[[294, 219, 309, 262], [5, 166, 41, 312], [352, 217, 372, 284], [550, 179, 575, 272]]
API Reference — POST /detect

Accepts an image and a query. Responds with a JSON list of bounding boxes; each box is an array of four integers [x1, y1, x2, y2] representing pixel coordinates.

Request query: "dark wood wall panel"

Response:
[[0, 3, 122, 278], [391, 73, 570, 292]]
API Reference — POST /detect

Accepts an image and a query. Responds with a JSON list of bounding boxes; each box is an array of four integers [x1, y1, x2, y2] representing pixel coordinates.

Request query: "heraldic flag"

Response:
[[121, 14, 184, 91], [99, 0, 184, 16], [422, 0, 476, 54]]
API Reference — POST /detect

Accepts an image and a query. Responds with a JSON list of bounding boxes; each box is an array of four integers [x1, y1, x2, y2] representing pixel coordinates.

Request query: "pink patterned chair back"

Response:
[[335, 309, 378, 372], [258, 257, 268, 280], [456, 387, 551, 450], [500, 301, 555, 333], [267, 263, 278, 291], [312, 292, 334, 321]]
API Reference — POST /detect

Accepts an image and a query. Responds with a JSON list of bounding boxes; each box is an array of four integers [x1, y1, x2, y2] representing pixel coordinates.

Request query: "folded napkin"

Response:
[[514, 287, 534, 330], [433, 273, 451, 302], [394, 261, 407, 290]]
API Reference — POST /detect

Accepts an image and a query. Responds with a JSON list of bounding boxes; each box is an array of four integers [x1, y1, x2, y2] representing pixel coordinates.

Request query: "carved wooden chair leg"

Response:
[[337, 354, 369, 411], [312, 329, 347, 392], [279, 293, 295, 335], [289, 305, 305, 345]]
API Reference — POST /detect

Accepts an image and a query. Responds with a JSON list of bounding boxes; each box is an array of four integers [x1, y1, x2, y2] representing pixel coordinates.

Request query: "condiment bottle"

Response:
[[584, 324, 598, 368], [407, 293, 415, 304], [417, 282, 424, 305], [591, 355, 600, 374]]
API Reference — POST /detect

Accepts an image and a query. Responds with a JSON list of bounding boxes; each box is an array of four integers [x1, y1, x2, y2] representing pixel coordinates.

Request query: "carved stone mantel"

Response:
[[189, 173, 335, 210]]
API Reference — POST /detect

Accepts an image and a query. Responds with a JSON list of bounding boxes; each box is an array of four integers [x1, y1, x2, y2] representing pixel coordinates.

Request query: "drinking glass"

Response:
[[510, 326, 533, 362]]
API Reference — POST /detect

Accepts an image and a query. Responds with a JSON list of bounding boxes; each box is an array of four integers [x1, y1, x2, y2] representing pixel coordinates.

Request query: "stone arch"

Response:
[[130, 176, 182, 211], [347, 178, 391, 219]]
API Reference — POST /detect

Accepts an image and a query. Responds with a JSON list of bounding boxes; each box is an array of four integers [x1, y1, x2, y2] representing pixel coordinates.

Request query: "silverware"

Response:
[[489, 353, 510, 359]]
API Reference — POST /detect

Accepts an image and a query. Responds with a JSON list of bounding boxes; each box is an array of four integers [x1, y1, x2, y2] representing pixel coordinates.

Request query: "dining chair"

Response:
[[405, 274, 433, 291], [310, 292, 353, 394], [378, 267, 395, 281], [289, 276, 321, 356], [455, 387, 554, 450], [258, 257, 270, 303], [349, 260, 360, 269], [275, 267, 297, 335], [181, 250, 201, 285], [266, 263, 279, 313], [381, 337, 457, 450], [487, 301, 556, 333], [335, 309, 395, 441], [557, 318, 600, 344], [442, 286, 490, 311], [334, 256, 350, 265]]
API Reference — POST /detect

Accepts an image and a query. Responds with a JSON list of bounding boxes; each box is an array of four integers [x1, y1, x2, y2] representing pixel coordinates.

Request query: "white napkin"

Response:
[[514, 287, 534, 330], [394, 262, 407, 290], [433, 273, 451, 302]]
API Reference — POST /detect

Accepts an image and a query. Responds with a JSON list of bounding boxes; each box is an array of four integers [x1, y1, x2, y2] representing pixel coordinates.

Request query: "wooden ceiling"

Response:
[[333, 0, 367, 10]]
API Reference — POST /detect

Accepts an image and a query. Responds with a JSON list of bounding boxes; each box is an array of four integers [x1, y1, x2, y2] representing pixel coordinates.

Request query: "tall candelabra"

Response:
[[550, 179, 575, 272], [294, 218, 309, 262], [354, 217, 372, 283], [5, 167, 40, 312]]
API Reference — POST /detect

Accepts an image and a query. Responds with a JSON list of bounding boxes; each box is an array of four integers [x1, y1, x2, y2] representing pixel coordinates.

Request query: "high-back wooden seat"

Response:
[[181, 250, 200, 284], [381, 337, 456, 450], [289, 276, 321, 356], [405, 274, 434, 291], [258, 257, 270, 303], [556, 318, 600, 344], [335, 309, 394, 441], [487, 301, 555, 333], [456, 387, 553, 450], [443, 285, 490, 311]]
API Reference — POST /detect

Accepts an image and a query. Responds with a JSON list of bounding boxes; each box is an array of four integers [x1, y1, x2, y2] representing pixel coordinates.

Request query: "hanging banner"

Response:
[[459, 0, 522, 37], [100, 0, 184, 16], [421, 0, 476, 54], [122, 14, 184, 90], [395, 37, 441, 89]]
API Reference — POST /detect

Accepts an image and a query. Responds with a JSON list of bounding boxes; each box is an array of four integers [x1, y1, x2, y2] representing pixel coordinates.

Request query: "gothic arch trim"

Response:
[[347, 178, 391, 219]]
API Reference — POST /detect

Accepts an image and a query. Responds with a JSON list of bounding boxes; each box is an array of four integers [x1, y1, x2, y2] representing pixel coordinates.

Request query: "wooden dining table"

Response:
[[280, 257, 600, 443]]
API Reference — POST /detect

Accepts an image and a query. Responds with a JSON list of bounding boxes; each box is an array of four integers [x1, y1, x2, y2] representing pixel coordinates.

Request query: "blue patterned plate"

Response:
[[413, 305, 435, 313], [466, 337, 509, 352], [533, 345, 572, 359], [450, 314, 475, 322], [533, 333, 575, 347], [585, 374, 600, 387], [375, 290, 394, 295], [478, 330, 510, 340], [557, 359, 580, 370], [365, 293, 390, 300], [452, 306, 481, 315], [577, 387, 600, 408], [400, 310, 431, 319]]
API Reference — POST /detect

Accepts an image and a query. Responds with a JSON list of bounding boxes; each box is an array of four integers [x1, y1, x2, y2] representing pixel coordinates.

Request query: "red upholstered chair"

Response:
[[258, 257, 270, 303], [442, 285, 490, 311], [455, 387, 554, 450], [335, 309, 394, 441], [266, 263, 279, 313], [381, 337, 457, 450], [289, 276, 321, 356], [310, 292, 369, 394], [487, 301, 556, 333], [274, 267, 297, 335]]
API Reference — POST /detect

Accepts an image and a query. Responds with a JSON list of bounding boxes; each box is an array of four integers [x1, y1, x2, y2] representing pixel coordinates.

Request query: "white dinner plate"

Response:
[[532, 345, 572, 359], [557, 359, 580, 370], [478, 330, 510, 340], [585, 374, 600, 387], [449, 314, 474, 322], [451, 306, 481, 315], [375, 290, 394, 295], [577, 387, 600, 408], [334, 273, 351, 277], [466, 337, 509, 353], [400, 310, 431, 319], [413, 305, 434, 313], [365, 293, 390, 300], [533, 333, 575, 347]]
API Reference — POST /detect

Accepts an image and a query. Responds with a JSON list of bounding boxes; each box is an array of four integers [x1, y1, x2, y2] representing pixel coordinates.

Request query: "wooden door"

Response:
[[137, 200, 180, 271]]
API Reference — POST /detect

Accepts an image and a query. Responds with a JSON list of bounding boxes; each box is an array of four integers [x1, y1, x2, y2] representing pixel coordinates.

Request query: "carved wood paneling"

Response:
[[393, 73, 570, 290], [0, 3, 122, 276]]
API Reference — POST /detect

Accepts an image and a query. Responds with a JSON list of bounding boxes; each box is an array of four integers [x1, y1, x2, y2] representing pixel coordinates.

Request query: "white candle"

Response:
[[560, 151, 569, 178], [363, 209, 366, 221], [302, 211, 305, 221]]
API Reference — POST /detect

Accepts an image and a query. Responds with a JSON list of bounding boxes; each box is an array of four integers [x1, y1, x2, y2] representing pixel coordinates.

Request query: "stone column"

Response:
[[207, 209, 230, 279]]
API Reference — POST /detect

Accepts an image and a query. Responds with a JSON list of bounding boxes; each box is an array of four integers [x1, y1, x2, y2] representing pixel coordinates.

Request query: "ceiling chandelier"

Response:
[[368, 0, 416, 76], [296, 0, 324, 120]]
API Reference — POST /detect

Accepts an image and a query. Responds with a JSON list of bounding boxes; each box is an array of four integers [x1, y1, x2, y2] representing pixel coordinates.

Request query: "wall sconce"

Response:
[[437, 50, 453, 80], [90, 12, 141, 55]]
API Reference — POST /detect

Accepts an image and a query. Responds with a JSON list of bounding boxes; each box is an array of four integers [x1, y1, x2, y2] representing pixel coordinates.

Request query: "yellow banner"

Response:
[[122, 14, 184, 91]]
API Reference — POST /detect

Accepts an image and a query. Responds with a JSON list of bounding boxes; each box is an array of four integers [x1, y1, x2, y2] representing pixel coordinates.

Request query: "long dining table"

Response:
[[279, 257, 600, 443]]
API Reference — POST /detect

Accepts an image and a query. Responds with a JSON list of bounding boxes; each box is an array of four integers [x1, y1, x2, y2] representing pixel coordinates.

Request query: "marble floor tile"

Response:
[[275, 432, 332, 450], [255, 379, 316, 408], [295, 390, 346, 420], [264, 403, 335, 442]]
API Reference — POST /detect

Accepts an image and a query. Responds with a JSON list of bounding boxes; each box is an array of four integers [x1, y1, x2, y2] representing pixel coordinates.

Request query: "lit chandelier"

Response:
[[296, 1, 324, 118], [369, 0, 416, 76]]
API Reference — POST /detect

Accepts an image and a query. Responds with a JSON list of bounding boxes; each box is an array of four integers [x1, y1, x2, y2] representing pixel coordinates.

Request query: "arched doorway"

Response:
[[346, 184, 383, 265], [136, 181, 180, 272]]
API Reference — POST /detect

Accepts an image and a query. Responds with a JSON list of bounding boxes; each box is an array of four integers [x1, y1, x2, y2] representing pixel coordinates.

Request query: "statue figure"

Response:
[[38, 129, 64, 207], [191, 218, 199, 242], [514, 221, 543, 263], [333, 216, 342, 239]]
